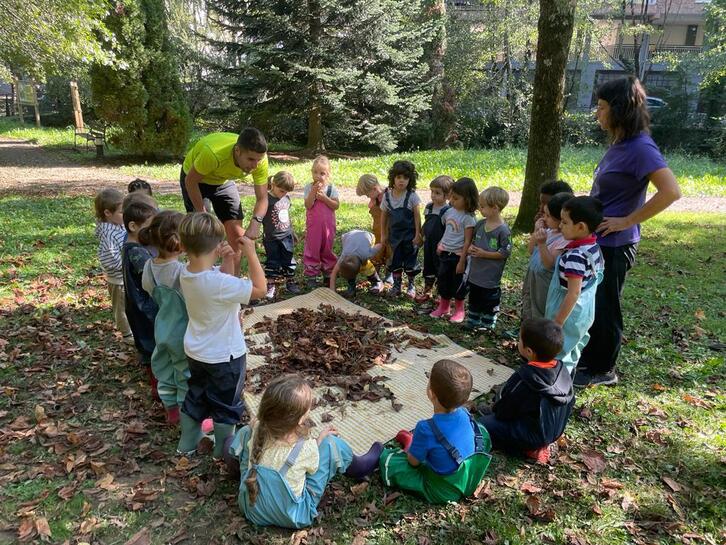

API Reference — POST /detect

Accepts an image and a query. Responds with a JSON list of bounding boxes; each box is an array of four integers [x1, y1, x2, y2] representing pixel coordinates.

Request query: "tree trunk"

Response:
[[306, 0, 324, 151], [514, 0, 578, 233], [426, 0, 455, 148]]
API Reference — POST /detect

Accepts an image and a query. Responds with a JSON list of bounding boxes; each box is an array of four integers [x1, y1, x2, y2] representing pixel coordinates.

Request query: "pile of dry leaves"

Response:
[[247, 304, 438, 411]]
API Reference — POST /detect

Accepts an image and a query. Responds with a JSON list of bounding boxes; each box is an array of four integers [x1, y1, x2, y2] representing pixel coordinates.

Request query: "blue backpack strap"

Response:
[[425, 202, 432, 215], [427, 418, 464, 466], [466, 409, 485, 453], [279, 438, 306, 478]]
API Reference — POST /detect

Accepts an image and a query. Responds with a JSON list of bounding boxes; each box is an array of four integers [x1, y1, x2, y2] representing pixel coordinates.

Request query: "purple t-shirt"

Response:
[[590, 133, 668, 247]]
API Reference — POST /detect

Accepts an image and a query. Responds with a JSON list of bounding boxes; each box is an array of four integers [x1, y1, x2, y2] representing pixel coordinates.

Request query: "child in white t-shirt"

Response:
[[176, 212, 267, 458]]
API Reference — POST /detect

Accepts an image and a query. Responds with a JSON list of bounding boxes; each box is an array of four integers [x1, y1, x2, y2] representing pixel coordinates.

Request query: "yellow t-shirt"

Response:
[[247, 433, 320, 497], [182, 132, 269, 186]]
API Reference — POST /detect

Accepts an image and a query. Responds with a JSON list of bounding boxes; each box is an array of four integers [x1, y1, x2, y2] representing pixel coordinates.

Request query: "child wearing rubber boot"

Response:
[[328, 230, 383, 297], [303, 156, 339, 289], [263, 171, 300, 300], [416, 175, 453, 304], [429, 178, 478, 323], [477, 318, 575, 464], [121, 193, 159, 400], [176, 213, 267, 458], [380, 160, 423, 298], [140, 210, 212, 433], [356, 174, 391, 284], [380, 359, 492, 504], [544, 196, 604, 374], [465, 187, 512, 330], [229, 375, 382, 528]]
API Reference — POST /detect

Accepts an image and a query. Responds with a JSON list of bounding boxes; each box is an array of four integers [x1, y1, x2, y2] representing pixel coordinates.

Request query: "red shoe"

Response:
[[201, 418, 214, 434], [395, 429, 413, 451], [525, 444, 551, 464], [166, 406, 180, 425]]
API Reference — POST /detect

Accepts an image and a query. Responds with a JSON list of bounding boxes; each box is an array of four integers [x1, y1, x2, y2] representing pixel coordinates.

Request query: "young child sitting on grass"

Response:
[[465, 187, 512, 330], [416, 175, 453, 304], [522, 191, 573, 320], [263, 171, 299, 300], [230, 374, 382, 529], [94, 188, 132, 344], [176, 213, 267, 458], [544, 196, 604, 375], [328, 229, 383, 297], [356, 174, 391, 279], [477, 318, 575, 463], [379, 359, 492, 504], [121, 193, 159, 400]]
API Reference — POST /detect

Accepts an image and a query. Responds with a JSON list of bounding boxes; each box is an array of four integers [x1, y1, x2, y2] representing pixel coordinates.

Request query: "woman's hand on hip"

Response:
[[597, 216, 632, 237]]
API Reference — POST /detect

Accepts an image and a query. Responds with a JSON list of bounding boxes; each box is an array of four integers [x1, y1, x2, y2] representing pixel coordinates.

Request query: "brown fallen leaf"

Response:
[[124, 528, 151, 545], [580, 449, 606, 474], [17, 518, 35, 542], [520, 481, 543, 494], [662, 476, 683, 493], [351, 531, 368, 545], [525, 495, 542, 516], [350, 481, 369, 496]]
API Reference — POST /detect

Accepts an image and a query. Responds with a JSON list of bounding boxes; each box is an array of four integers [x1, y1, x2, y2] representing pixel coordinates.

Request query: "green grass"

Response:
[[0, 191, 723, 544], [1, 118, 724, 197]]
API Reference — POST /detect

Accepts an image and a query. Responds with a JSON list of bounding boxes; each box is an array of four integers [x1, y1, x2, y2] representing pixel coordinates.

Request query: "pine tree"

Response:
[[90, 0, 190, 157], [207, 0, 433, 152]]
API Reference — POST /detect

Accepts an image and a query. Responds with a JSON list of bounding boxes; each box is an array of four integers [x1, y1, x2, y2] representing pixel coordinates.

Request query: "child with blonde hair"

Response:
[[356, 174, 391, 277], [465, 187, 512, 330], [303, 156, 339, 288], [94, 188, 132, 343], [230, 375, 382, 528], [263, 171, 299, 299], [176, 213, 267, 458]]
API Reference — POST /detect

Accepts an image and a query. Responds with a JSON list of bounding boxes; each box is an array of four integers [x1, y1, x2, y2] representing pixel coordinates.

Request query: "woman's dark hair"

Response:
[[545, 192, 573, 221], [520, 319, 564, 361], [596, 76, 651, 141], [451, 177, 479, 213], [237, 127, 268, 153], [387, 160, 418, 190]]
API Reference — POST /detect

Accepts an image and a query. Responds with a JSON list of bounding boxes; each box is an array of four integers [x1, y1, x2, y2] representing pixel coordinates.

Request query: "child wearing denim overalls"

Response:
[[303, 156, 339, 288], [380, 160, 423, 298], [230, 375, 382, 528], [545, 196, 604, 374]]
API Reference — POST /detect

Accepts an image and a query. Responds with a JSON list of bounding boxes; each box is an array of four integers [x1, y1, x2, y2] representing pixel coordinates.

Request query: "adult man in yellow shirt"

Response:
[[180, 128, 269, 274]]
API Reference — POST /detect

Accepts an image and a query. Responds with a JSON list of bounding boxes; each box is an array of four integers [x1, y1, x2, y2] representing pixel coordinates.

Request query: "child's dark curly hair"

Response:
[[387, 160, 417, 190], [451, 177, 479, 214]]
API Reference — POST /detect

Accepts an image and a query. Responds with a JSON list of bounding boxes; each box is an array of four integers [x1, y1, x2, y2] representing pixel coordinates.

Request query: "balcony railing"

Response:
[[610, 44, 703, 60]]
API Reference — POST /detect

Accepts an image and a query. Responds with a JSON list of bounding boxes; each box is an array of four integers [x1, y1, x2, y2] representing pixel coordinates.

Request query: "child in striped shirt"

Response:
[[544, 196, 604, 374], [94, 188, 132, 343]]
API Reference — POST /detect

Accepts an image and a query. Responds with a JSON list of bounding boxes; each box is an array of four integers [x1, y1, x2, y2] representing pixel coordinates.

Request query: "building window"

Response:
[[685, 25, 698, 46]]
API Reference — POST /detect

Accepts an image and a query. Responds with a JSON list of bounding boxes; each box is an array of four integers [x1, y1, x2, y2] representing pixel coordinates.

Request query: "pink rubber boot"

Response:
[[429, 298, 451, 318], [449, 299, 466, 323], [201, 418, 214, 434]]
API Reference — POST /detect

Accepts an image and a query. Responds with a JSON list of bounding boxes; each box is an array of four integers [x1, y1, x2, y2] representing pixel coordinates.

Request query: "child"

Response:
[[303, 156, 339, 289], [416, 175, 454, 304], [94, 188, 132, 343], [121, 193, 159, 400], [328, 230, 384, 297], [128, 178, 153, 196], [465, 187, 512, 330], [537, 179, 573, 219], [522, 191, 573, 321], [379, 359, 492, 504], [429, 178, 478, 322], [263, 171, 299, 300], [544, 196, 604, 374], [176, 212, 267, 458], [380, 160, 423, 298], [356, 174, 391, 276], [230, 374, 382, 528], [140, 211, 211, 434], [477, 318, 575, 463]]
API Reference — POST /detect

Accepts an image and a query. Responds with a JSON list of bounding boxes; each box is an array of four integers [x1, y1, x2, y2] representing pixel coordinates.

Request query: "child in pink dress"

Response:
[[303, 156, 340, 288]]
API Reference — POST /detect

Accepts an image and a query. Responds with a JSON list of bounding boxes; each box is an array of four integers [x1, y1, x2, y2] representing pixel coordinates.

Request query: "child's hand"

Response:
[[534, 218, 546, 231], [413, 233, 423, 247], [237, 236, 256, 256], [534, 227, 547, 244], [436, 242, 443, 255], [317, 425, 339, 443], [216, 241, 236, 260], [456, 260, 465, 274], [468, 246, 484, 258]]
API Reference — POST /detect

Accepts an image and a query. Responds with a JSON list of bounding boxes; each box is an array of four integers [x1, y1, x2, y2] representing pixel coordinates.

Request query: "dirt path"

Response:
[[0, 137, 723, 212]]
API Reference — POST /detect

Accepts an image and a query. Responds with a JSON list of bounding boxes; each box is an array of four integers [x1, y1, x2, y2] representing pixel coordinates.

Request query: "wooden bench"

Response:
[[71, 81, 106, 156]]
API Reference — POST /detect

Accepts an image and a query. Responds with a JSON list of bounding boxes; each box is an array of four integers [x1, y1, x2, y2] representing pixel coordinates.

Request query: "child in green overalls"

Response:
[[380, 359, 492, 504], [140, 211, 212, 433]]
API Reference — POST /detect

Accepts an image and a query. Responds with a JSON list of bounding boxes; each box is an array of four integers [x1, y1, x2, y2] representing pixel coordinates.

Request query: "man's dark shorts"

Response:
[[182, 354, 247, 424], [179, 167, 243, 222]]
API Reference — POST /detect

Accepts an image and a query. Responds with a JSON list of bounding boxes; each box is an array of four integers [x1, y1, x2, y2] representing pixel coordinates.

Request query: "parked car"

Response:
[[646, 96, 667, 110]]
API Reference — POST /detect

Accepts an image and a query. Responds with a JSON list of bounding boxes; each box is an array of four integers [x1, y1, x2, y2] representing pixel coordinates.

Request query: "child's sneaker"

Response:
[[265, 284, 276, 300], [369, 280, 384, 295], [285, 280, 301, 295], [414, 292, 431, 304], [384, 272, 394, 285], [406, 283, 416, 299], [387, 282, 401, 298], [525, 444, 551, 464], [464, 312, 482, 330], [305, 277, 318, 290]]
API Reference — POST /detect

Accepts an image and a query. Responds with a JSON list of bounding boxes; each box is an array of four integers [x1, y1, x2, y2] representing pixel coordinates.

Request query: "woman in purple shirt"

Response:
[[575, 76, 681, 388]]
